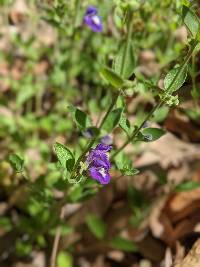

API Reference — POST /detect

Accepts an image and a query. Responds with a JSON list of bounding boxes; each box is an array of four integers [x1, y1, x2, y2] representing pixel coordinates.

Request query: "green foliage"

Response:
[[175, 181, 200, 192], [119, 113, 132, 136], [164, 66, 188, 92], [68, 106, 92, 131], [182, 5, 200, 39], [102, 108, 123, 132], [110, 236, 137, 252], [54, 143, 75, 171], [1, 0, 199, 263], [100, 67, 124, 88], [121, 166, 139, 176], [57, 251, 73, 267], [141, 127, 166, 142], [86, 214, 107, 240], [15, 240, 32, 257], [8, 154, 24, 172], [114, 41, 135, 79]]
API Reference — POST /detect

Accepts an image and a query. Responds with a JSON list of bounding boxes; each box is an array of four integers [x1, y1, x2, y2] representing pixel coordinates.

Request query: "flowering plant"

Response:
[[4, 0, 200, 266]]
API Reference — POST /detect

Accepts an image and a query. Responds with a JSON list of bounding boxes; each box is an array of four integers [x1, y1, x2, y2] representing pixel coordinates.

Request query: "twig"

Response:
[[50, 206, 65, 267]]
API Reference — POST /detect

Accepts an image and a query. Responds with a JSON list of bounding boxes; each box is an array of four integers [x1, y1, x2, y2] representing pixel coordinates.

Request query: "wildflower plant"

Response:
[[5, 0, 200, 265], [54, 2, 200, 187]]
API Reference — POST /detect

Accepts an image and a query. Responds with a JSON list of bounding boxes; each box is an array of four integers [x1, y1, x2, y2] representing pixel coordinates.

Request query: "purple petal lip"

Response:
[[87, 150, 110, 169], [89, 166, 110, 185], [86, 143, 112, 185], [96, 143, 112, 152], [83, 6, 103, 32], [85, 6, 98, 15]]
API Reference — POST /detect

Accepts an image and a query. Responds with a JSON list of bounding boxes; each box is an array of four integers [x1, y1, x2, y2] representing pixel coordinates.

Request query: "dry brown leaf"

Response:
[[135, 133, 200, 168], [173, 239, 200, 267], [149, 196, 167, 238]]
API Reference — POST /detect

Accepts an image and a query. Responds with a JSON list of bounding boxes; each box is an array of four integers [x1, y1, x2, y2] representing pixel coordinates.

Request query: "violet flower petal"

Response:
[[89, 166, 110, 185], [85, 6, 97, 15], [95, 143, 112, 152], [83, 6, 103, 32]]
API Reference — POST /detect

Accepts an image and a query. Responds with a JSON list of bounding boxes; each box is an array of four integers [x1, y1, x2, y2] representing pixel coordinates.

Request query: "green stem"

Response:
[[72, 0, 80, 39], [71, 9, 134, 179], [112, 42, 198, 159]]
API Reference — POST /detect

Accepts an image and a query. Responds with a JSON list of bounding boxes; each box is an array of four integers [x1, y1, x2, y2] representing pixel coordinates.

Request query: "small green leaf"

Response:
[[141, 128, 166, 142], [100, 67, 124, 88], [121, 166, 139, 176], [8, 154, 24, 172], [57, 251, 73, 267], [164, 66, 188, 92], [153, 106, 169, 123], [103, 108, 123, 132], [175, 181, 200, 192], [86, 214, 106, 240], [182, 5, 200, 39], [115, 152, 132, 171], [119, 113, 132, 136], [110, 236, 137, 252], [114, 41, 135, 79], [68, 106, 91, 130], [54, 143, 75, 171]]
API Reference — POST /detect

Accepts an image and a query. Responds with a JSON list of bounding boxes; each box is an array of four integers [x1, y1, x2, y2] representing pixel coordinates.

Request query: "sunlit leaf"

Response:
[[182, 5, 200, 39], [114, 41, 135, 79], [100, 67, 124, 88], [54, 143, 75, 171], [164, 66, 188, 92], [103, 108, 123, 132]]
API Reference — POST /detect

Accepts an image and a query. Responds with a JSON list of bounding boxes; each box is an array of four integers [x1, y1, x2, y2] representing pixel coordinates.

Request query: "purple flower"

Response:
[[83, 6, 103, 32], [86, 143, 112, 185]]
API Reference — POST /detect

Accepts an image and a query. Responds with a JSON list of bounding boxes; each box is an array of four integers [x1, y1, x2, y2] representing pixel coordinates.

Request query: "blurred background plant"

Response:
[[0, 0, 200, 267]]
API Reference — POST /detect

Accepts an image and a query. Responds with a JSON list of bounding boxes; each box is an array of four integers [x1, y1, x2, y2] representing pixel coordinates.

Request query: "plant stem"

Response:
[[112, 41, 198, 159], [71, 9, 134, 178], [111, 101, 162, 159], [50, 206, 65, 267]]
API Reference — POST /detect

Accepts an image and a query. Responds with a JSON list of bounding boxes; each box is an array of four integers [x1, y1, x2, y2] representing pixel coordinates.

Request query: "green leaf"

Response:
[[141, 128, 166, 142], [121, 166, 139, 176], [175, 181, 200, 192], [153, 106, 169, 123], [115, 152, 132, 171], [114, 41, 135, 79], [8, 154, 24, 172], [54, 143, 75, 171], [15, 240, 32, 257], [68, 106, 91, 130], [100, 67, 124, 88], [86, 214, 106, 240], [110, 236, 137, 252], [182, 5, 200, 39], [164, 66, 188, 92], [102, 108, 123, 132], [119, 113, 132, 136], [57, 251, 73, 267]]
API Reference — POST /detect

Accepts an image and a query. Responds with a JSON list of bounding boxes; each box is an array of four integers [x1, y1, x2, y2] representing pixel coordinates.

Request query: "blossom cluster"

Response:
[[86, 143, 112, 185]]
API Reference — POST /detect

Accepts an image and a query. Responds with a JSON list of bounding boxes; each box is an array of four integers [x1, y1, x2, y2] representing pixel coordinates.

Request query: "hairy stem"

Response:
[[112, 41, 198, 159], [71, 9, 134, 179]]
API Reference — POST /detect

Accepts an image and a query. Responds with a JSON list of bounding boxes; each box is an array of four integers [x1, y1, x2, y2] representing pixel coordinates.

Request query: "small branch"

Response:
[[50, 207, 65, 267]]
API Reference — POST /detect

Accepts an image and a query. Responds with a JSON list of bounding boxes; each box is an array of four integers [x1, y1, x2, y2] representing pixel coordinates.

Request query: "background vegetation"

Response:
[[0, 0, 200, 266]]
